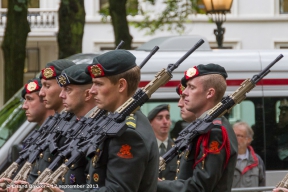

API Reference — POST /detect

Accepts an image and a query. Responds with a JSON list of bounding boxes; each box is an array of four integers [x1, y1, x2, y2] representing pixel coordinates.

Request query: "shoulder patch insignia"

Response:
[[209, 141, 220, 154], [117, 144, 133, 159], [125, 115, 137, 129]]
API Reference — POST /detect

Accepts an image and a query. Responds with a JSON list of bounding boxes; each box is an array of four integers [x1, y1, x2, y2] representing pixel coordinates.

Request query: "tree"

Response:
[[133, 0, 204, 35], [57, 0, 86, 59], [108, 0, 133, 50], [1, 0, 30, 102]]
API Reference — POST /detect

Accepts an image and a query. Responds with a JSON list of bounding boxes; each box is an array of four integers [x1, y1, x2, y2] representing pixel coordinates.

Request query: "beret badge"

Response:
[[42, 66, 56, 79], [88, 64, 105, 78], [185, 66, 199, 80], [27, 82, 37, 92], [56, 73, 70, 87]]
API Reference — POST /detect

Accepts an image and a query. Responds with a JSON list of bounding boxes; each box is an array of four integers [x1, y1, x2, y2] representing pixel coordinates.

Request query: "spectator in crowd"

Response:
[[232, 121, 265, 188]]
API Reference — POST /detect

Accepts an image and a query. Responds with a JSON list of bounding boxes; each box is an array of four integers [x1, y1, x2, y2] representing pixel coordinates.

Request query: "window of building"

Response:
[[280, 0, 288, 14], [1, 0, 39, 8], [24, 48, 40, 73]]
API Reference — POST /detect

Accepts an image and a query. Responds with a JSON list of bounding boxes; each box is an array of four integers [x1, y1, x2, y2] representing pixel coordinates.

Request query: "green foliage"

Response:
[[14, 5, 23, 11], [131, 0, 205, 35]]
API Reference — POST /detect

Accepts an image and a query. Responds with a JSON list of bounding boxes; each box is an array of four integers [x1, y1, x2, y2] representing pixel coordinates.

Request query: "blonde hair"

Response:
[[199, 74, 227, 103], [107, 66, 140, 97]]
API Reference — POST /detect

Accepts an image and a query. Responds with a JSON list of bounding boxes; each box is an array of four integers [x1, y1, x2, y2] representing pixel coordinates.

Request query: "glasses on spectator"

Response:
[[236, 134, 247, 139]]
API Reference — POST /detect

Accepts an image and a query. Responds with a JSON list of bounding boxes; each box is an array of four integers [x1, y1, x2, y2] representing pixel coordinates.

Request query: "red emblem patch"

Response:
[[117, 144, 133, 159], [87, 64, 105, 78], [209, 141, 220, 154]]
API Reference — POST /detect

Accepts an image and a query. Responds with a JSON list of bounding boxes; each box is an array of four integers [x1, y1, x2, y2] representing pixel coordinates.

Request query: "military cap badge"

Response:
[[87, 64, 105, 78], [27, 82, 37, 92], [25, 80, 40, 93], [56, 73, 70, 87], [185, 66, 199, 80], [41, 66, 56, 79]]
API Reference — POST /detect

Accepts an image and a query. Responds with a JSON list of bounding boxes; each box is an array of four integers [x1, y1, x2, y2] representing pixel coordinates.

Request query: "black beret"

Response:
[[86, 49, 136, 78], [40, 59, 76, 80], [176, 83, 186, 96], [148, 104, 170, 121], [56, 64, 92, 87], [181, 63, 228, 87], [21, 78, 42, 99], [279, 99, 288, 110]]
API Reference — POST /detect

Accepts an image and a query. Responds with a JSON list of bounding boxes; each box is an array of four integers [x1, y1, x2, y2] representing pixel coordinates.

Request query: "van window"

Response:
[[0, 89, 26, 147]]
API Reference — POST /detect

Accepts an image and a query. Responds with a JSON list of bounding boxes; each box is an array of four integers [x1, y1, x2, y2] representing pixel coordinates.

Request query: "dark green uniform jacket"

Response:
[[83, 110, 159, 192], [157, 116, 238, 192], [159, 138, 177, 181]]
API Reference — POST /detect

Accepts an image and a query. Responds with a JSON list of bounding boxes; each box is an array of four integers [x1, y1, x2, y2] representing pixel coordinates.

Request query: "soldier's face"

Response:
[[22, 92, 47, 124], [178, 95, 196, 123], [182, 77, 208, 118], [59, 84, 88, 117], [39, 79, 63, 112], [90, 77, 120, 112], [150, 110, 171, 138]]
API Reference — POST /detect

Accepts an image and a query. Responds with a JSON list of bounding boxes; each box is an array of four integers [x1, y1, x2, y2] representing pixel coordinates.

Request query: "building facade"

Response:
[[0, 0, 288, 106]]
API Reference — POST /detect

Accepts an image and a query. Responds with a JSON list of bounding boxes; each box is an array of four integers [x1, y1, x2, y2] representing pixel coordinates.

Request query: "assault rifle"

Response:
[[0, 112, 73, 189], [25, 45, 161, 190], [159, 54, 284, 172], [29, 40, 204, 188]]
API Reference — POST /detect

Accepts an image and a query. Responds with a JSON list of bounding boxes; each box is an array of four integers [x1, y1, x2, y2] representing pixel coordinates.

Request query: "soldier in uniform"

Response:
[[26, 59, 76, 184], [148, 104, 177, 181], [82, 49, 158, 192], [170, 84, 196, 139], [57, 64, 97, 185], [22, 78, 55, 126], [157, 64, 238, 192]]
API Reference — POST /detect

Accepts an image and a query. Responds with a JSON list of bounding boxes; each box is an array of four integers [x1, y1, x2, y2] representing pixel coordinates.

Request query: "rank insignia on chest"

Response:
[[117, 144, 133, 159], [209, 141, 220, 154], [93, 173, 99, 182], [70, 174, 76, 184], [42, 66, 56, 79], [56, 73, 70, 87]]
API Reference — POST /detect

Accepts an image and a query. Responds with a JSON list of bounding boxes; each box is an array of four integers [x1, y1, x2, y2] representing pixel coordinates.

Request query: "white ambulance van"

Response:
[[0, 35, 287, 186]]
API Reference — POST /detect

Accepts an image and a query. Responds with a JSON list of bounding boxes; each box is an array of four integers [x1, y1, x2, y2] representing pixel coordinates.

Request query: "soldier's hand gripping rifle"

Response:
[[28, 45, 162, 189], [159, 54, 284, 172]]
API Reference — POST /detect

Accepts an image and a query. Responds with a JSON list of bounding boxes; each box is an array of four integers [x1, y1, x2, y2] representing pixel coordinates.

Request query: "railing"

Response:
[[0, 8, 58, 29], [232, 186, 275, 192]]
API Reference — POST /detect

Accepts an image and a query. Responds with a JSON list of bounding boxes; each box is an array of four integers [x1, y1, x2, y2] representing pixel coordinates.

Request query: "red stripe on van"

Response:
[[138, 79, 288, 87]]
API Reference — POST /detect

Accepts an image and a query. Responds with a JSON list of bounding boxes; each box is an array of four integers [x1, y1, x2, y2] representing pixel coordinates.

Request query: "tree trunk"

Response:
[[1, 0, 30, 102], [109, 0, 133, 50], [58, 0, 86, 59]]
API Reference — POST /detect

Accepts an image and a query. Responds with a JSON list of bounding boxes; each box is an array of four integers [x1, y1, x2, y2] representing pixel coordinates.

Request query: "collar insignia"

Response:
[[88, 64, 105, 78], [42, 66, 56, 79], [56, 73, 70, 87], [185, 66, 199, 80], [117, 144, 133, 159]]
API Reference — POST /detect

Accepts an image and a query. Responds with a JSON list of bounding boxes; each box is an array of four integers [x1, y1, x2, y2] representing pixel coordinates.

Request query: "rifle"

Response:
[[0, 112, 73, 189], [29, 39, 204, 189], [159, 54, 284, 172], [115, 40, 125, 50]]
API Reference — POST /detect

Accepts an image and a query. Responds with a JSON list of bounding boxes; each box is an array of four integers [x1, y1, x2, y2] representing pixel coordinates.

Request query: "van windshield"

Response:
[[0, 89, 26, 147]]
